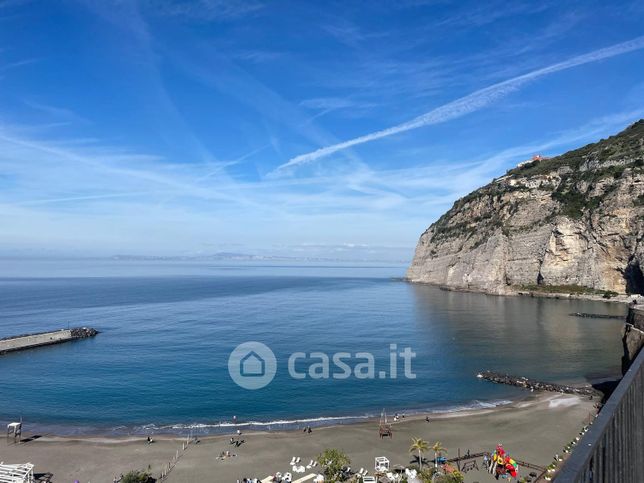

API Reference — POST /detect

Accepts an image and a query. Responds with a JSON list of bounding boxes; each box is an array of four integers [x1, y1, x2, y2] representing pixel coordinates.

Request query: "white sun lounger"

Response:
[[292, 474, 317, 483]]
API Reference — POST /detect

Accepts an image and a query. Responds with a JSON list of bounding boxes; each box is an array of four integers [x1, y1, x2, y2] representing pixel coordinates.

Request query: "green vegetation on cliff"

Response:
[[511, 120, 643, 219], [428, 119, 644, 243], [508, 119, 644, 177]]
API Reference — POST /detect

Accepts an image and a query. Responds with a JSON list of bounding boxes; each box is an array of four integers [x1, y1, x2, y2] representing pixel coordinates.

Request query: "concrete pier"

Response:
[[0, 327, 98, 355]]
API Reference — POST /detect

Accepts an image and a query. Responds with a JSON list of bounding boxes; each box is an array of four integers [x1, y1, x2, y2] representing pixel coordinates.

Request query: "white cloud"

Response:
[[274, 35, 644, 174], [0, 101, 640, 256]]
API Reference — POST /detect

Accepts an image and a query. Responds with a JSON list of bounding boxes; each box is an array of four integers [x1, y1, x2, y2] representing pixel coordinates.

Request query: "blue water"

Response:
[[0, 260, 627, 435]]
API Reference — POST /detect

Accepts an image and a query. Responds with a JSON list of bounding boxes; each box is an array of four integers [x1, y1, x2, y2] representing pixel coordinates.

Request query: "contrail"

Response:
[[273, 35, 644, 174]]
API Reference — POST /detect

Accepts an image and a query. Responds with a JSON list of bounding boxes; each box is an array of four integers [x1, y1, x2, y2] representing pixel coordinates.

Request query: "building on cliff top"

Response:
[[516, 154, 550, 169]]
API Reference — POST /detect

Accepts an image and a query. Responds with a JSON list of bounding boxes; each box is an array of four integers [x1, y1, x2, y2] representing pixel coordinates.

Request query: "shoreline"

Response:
[[39, 392, 544, 443], [2, 395, 528, 439], [404, 278, 641, 306], [3, 392, 599, 482], [33, 393, 551, 443]]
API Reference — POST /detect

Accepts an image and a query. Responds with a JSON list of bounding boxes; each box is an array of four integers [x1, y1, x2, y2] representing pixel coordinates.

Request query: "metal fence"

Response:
[[555, 346, 644, 482]]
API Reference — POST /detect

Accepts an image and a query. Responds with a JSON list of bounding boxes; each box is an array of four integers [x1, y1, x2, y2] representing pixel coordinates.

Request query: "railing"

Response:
[[555, 346, 644, 482]]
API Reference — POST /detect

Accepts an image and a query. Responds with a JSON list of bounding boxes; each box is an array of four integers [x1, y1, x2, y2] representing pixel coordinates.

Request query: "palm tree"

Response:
[[431, 441, 447, 468], [409, 437, 430, 469]]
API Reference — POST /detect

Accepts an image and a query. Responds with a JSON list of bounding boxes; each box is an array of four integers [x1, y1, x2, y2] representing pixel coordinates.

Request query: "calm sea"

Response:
[[0, 260, 627, 435]]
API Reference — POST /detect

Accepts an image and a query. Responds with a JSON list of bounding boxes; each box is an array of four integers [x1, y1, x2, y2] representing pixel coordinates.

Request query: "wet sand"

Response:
[[2, 394, 595, 482]]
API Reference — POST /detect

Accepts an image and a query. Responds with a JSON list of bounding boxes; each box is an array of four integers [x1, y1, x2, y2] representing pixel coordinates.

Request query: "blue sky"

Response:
[[1, 0, 643, 260]]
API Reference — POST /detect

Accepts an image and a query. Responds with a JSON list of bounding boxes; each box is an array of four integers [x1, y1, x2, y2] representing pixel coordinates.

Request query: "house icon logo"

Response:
[[240, 351, 265, 377], [228, 342, 277, 390]]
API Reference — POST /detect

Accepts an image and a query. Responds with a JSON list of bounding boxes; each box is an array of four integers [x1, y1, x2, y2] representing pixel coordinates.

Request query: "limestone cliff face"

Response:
[[407, 120, 644, 296]]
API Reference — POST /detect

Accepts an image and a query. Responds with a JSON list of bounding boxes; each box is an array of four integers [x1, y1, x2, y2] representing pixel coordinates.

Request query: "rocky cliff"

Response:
[[406, 120, 644, 296]]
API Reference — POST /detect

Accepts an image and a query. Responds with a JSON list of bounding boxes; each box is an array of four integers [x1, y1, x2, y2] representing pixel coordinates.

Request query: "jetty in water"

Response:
[[0, 327, 99, 355], [477, 370, 599, 396], [569, 312, 625, 320]]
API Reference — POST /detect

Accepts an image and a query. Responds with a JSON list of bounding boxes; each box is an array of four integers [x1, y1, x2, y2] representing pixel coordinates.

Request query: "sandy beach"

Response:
[[2, 393, 596, 482]]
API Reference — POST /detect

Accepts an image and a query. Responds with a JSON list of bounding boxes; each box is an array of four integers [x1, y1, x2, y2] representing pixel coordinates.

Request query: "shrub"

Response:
[[551, 189, 586, 219], [417, 468, 464, 483], [317, 448, 350, 482], [121, 470, 154, 483], [635, 194, 644, 206]]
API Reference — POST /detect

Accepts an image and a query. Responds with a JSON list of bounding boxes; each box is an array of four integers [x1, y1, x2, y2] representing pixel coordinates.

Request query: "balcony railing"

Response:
[[555, 345, 644, 482]]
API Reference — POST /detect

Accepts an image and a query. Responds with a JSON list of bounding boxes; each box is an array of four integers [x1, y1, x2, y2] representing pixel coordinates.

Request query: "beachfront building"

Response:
[[0, 463, 35, 483]]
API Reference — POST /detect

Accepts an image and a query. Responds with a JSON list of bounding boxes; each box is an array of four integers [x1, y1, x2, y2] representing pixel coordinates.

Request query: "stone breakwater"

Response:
[[569, 312, 625, 320], [69, 327, 99, 339], [477, 371, 598, 396], [0, 327, 99, 355]]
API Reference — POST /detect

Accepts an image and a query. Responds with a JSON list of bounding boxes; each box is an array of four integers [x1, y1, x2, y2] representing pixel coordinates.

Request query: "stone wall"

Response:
[[622, 307, 644, 373]]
